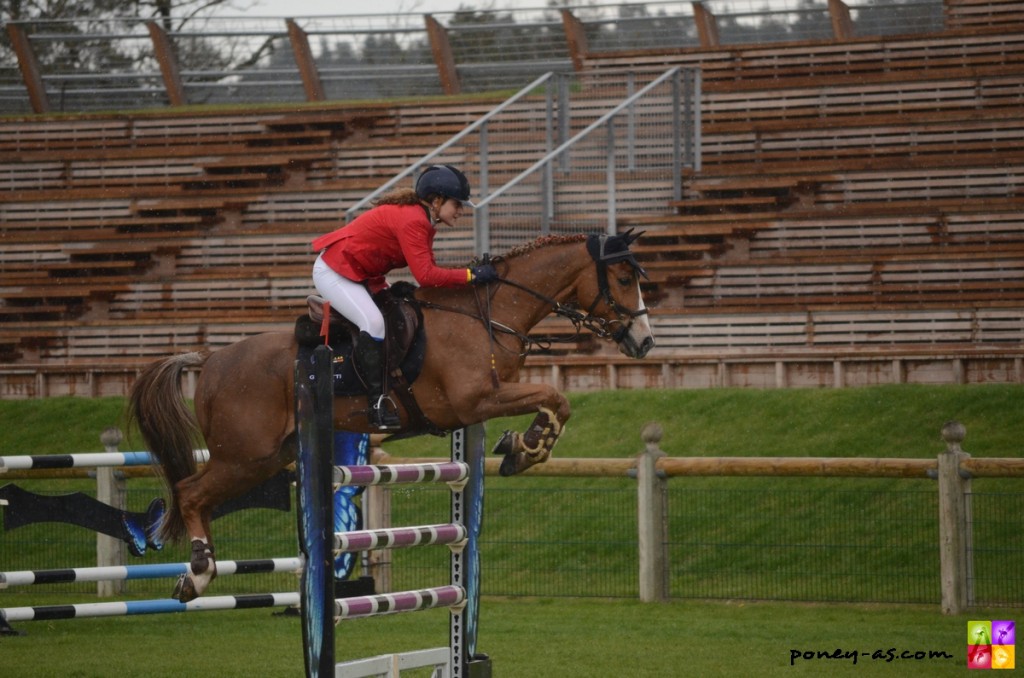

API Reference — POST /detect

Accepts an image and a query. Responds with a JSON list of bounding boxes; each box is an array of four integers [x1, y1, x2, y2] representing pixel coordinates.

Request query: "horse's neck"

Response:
[[416, 242, 587, 334], [496, 243, 588, 332]]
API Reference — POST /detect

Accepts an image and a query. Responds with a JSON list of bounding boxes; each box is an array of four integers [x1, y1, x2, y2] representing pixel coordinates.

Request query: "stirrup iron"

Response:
[[370, 394, 401, 430]]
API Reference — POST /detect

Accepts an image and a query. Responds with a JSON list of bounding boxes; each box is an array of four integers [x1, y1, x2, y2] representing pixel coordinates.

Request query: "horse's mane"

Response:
[[501, 233, 587, 260]]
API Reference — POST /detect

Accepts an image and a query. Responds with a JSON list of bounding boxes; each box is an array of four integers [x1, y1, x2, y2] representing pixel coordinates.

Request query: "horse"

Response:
[[127, 231, 654, 602]]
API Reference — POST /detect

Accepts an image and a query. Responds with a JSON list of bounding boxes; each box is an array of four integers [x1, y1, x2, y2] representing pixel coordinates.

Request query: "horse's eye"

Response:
[[617, 276, 633, 286]]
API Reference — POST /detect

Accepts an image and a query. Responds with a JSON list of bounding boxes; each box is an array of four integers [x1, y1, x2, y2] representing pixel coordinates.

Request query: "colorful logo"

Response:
[[969, 620, 1015, 670]]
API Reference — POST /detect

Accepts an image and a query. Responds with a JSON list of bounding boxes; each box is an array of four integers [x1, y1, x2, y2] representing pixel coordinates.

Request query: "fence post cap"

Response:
[[640, 422, 666, 459], [940, 420, 966, 453], [641, 421, 663, 445], [100, 427, 123, 450]]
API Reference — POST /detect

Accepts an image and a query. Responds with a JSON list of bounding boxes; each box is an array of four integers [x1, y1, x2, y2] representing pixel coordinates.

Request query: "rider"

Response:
[[311, 164, 499, 430]]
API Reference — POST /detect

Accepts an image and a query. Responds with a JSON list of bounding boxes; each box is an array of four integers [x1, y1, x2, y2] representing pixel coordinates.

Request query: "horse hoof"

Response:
[[498, 451, 525, 477], [492, 430, 517, 456], [172, 573, 198, 602]]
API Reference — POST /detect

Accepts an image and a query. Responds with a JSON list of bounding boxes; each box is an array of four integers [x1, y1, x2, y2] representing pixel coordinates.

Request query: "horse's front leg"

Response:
[[468, 382, 571, 477]]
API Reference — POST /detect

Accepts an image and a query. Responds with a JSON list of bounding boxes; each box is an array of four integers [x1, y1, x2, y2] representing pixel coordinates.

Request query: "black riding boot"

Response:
[[354, 331, 401, 430]]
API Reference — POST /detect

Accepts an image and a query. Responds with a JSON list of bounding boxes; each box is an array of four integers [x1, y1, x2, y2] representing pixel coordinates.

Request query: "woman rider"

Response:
[[311, 164, 498, 430]]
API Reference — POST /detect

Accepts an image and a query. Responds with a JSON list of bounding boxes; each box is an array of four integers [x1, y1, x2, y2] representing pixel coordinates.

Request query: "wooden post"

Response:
[[692, 2, 721, 48], [146, 21, 187, 107], [938, 420, 970, 615], [7, 22, 50, 113], [97, 428, 126, 596], [287, 19, 325, 102], [828, 0, 855, 40], [366, 446, 393, 592], [424, 15, 460, 96], [560, 9, 589, 72], [775, 361, 786, 388], [637, 422, 668, 602]]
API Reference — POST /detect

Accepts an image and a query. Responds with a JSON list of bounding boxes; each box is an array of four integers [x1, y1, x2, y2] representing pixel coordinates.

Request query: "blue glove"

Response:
[[470, 264, 499, 285]]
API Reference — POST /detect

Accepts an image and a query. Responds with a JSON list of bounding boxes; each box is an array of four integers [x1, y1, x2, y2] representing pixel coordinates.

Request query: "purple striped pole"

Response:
[[0, 557, 302, 588], [334, 524, 466, 553], [333, 462, 468, 486], [0, 592, 300, 623], [333, 585, 465, 621]]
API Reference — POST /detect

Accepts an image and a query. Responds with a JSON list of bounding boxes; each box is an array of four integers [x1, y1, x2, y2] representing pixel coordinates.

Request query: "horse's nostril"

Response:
[[640, 336, 655, 356]]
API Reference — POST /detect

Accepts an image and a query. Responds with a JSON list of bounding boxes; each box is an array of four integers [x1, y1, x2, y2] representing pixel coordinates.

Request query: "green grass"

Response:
[[385, 384, 1024, 459], [0, 386, 1021, 674], [0, 597, 1002, 677], [1, 384, 1020, 459]]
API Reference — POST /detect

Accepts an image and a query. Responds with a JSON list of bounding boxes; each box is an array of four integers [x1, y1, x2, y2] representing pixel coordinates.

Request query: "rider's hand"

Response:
[[470, 264, 499, 285]]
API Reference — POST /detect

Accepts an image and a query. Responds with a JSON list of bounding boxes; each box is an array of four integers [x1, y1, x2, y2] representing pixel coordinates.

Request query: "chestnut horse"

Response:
[[127, 232, 654, 601]]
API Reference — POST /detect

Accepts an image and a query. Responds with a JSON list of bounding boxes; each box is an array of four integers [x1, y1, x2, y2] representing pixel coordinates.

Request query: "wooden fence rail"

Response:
[[384, 419, 1024, 614]]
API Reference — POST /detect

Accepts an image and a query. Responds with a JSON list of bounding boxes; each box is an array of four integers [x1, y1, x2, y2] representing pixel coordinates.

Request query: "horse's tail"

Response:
[[126, 351, 210, 544]]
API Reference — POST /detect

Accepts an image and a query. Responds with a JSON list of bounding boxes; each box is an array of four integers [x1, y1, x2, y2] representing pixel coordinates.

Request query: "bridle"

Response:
[[583, 232, 650, 343], [419, 235, 648, 353], [495, 263, 645, 344]]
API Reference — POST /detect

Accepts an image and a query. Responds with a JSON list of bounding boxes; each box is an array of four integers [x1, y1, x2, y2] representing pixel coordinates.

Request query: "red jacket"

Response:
[[313, 203, 468, 293]]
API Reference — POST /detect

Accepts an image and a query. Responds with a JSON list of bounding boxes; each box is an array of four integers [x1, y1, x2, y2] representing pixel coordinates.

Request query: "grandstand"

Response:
[[1, 0, 1022, 397]]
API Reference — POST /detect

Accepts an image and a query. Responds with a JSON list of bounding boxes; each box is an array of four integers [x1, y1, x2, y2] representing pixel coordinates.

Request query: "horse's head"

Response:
[[580, 229, 655, 359]]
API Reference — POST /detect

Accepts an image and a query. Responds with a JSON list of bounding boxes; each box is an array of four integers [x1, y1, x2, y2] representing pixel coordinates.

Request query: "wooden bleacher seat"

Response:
[[3, 14, 1024, 392], [581, 27, 1024, 85]]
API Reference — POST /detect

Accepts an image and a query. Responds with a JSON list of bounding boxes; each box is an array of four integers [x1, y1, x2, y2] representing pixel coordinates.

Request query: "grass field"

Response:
[[0, 596, 1005, 677], [0, 386, 1021, 675]]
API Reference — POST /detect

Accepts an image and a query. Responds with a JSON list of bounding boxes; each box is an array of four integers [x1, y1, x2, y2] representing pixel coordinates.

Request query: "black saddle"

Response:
[[294, 282, 427, 398]]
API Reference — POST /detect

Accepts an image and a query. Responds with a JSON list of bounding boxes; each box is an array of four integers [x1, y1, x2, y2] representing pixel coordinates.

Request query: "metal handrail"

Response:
[[475, 67, 682, 210], [474, 66, 699, 249], [343, 71, 556, 222]]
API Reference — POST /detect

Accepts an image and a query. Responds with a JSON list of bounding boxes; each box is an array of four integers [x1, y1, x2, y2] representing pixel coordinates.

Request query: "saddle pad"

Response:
[[294, 315, 427, 397]]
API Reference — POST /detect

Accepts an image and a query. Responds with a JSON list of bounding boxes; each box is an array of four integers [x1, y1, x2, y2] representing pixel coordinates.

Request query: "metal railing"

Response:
[[344, 71, 558, 221], [474, 67, 701, 255], [345, 67, 700, 264]]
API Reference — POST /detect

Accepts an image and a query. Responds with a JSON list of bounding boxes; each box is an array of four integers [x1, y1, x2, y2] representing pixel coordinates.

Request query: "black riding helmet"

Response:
[[415, 164, 475, 207]]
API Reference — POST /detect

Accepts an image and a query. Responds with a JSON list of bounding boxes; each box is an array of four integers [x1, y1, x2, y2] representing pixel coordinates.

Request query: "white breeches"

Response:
[[313, 255, 386, 340]]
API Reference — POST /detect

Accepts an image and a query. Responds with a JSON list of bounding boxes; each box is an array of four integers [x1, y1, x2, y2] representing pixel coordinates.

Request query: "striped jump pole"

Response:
[[334, 524, 467, 553], [0, 557, 302, 588], [294, 344, 491, 678], [1, 592, 300, 623], [0, 449, 210, 470], [334, 462, 468, 486]]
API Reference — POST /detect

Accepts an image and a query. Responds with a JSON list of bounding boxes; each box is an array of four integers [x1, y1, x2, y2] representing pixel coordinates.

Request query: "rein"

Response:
[[418, 251, 648, 354]]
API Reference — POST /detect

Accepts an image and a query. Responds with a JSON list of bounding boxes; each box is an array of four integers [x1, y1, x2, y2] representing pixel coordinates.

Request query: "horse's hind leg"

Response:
[[170, 454, 284, 601], [169, 467, 222, 602]]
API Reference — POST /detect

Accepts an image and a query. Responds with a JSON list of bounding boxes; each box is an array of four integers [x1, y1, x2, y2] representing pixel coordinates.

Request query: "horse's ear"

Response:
[[622, 228, 644, 245]]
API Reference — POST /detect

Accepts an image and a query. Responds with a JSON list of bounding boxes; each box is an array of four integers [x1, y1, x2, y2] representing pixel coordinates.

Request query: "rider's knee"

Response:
[[364, 314, 386, 340]]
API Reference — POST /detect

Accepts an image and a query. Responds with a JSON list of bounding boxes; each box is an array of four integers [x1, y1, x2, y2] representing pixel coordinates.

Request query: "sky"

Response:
[[215, 0, 544, 18]]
